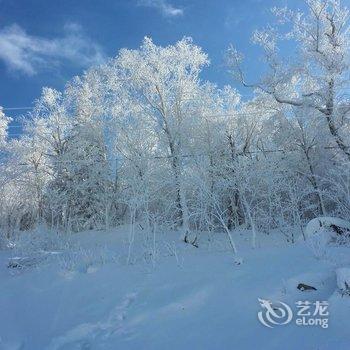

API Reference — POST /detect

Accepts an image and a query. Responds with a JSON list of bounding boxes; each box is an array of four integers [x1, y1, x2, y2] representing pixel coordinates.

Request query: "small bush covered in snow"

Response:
[[336, 268, 350, 296], [7, 226, 73, 269], [306, 217, 350, 247]]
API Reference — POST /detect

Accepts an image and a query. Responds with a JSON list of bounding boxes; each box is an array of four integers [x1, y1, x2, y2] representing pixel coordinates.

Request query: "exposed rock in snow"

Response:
[[297, 283, 317, 291]]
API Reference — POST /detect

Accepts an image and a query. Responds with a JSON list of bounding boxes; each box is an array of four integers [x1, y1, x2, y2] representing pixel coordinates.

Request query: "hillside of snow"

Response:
[[1, 228, 350, 350]]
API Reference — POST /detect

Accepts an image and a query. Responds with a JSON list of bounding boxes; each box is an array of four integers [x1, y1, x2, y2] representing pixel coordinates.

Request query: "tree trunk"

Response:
[[323, 79, 350, 161], [227, 133, 245, 230], [169, 140, 192, 243]]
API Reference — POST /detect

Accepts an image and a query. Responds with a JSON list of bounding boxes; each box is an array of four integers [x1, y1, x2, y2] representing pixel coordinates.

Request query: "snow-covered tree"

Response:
[[228, 0, 350, 160], [0, 107, 11, 150], [106, 37, 209, 244]]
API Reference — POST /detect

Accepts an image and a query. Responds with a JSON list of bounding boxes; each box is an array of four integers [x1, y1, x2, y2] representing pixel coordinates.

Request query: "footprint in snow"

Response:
[[47, 292, 138, 350]]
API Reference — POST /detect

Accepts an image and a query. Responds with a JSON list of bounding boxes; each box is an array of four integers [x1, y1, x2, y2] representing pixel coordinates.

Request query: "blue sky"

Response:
[[0, 0, 309, 125]]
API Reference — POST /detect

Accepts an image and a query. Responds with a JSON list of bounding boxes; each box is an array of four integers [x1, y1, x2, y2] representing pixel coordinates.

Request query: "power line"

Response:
[[3, 107, 33, 111], [3, 111, 341, 130], [12, 145, 349, 167]]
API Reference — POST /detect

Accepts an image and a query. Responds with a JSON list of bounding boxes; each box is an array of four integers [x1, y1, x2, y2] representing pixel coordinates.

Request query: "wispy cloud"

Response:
[[138, 0, 183, 18], [0, 23, 105, 75]]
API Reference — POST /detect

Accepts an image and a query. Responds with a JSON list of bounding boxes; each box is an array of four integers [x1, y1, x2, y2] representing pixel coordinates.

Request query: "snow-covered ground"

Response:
[[1, 228, 350, 350]]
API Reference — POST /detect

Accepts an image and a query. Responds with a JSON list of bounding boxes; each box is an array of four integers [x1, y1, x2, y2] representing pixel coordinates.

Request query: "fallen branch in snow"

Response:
[[8, 256, 39, 269]]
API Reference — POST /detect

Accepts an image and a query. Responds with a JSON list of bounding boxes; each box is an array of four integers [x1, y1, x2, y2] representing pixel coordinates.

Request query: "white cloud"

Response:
[[0, 23, 105, 75], [138, 0, 183, 18]]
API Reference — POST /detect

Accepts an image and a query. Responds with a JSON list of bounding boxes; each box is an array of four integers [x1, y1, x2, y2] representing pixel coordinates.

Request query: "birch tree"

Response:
[[108, 37, 209, 244]]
